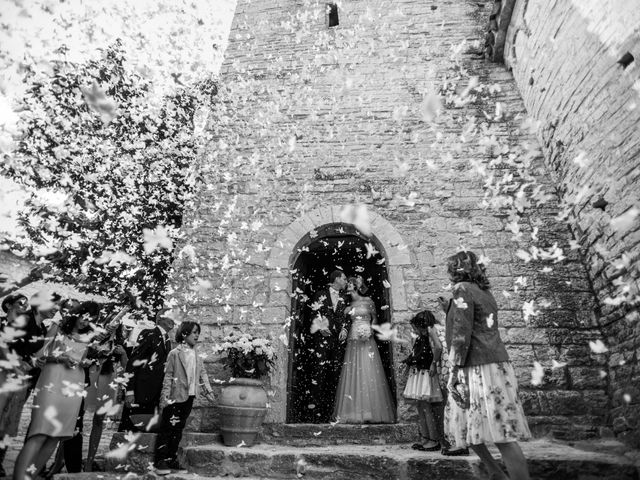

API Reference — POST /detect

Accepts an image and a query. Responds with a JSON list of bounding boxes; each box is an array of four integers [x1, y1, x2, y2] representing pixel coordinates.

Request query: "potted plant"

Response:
[[212, 333, 276, 446]]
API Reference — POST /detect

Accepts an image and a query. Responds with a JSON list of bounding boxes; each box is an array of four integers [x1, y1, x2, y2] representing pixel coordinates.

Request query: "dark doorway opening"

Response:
[[286, 223, 397, 423]]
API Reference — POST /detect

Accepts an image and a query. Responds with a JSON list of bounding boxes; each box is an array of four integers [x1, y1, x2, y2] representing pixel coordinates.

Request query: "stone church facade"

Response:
[[168, 0, 639, 445]]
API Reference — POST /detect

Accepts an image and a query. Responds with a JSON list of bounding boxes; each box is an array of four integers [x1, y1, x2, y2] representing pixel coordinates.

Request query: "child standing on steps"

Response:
[[402, 310, 444, 452], [154, 321, 215, 476]]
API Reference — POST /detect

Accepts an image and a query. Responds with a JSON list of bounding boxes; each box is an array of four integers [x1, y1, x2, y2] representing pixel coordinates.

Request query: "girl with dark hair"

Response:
[[444, 250, 531, 480], [154, 321, 214, 475], [332, 276, 395, 423], [13, 301, 95, 480], [402, 310, 443, 451]]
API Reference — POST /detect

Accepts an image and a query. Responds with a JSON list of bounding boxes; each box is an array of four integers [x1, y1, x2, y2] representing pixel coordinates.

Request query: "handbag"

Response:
[[449, 372, 470, 410]]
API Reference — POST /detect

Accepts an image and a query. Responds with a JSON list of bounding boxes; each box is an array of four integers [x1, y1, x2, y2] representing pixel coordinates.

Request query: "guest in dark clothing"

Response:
[[402, 310, 443, 451], [306, 270, 350, 423], [119, 311, 175, 432]]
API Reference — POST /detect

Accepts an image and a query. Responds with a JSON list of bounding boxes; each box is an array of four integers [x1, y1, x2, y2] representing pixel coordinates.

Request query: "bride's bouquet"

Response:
[[353, 320, 372, 340]]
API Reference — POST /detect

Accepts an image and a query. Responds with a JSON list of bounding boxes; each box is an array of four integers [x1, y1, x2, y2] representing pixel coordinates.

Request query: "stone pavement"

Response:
[[184, 438, 640, 480]]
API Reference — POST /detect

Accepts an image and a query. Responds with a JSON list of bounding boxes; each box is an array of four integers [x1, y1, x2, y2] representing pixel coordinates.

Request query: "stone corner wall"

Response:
[[167, 0, 615, 439], [504, 0, 640, 446]]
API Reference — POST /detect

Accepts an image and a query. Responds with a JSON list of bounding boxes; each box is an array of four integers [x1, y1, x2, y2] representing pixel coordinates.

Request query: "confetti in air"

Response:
[[589, 340, 609, 354], [531, 362, 545, 386], [453, 297, 468, 309], [43, 406, 63, 436]]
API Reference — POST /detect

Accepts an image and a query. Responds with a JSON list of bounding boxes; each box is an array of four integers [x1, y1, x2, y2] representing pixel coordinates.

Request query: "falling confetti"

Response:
[[310, 315, 329, 334], [589, 339, 609, 354], [453, 297, 468, 309], [531, 362, 545, 386], [371, 323, 407, 343], [44, 406, 63, 436], [522, 300, 539, 322], [486, 313, 494, 328], [419, 93, 442, 122], [610, 207, 639, 234]]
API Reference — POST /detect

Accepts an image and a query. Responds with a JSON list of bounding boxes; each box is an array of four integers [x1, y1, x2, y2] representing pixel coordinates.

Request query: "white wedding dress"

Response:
[[333, 303, 395, 423]]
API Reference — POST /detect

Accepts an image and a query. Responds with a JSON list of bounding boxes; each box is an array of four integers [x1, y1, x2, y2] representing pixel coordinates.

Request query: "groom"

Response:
[[308, 269, 350, 423]]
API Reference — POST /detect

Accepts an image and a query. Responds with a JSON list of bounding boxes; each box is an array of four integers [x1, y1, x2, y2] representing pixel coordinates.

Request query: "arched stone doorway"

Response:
[[286, 222, 397, 423], [266, 205, 414, 424]]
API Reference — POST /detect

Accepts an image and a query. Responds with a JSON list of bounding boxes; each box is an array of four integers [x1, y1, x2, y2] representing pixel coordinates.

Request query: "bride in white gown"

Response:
[[333, 276, 395, 423]]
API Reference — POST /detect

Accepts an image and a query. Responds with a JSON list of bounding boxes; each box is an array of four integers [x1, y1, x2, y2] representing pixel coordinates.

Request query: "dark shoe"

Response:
[[154, 461, 172, 476], [424, 442, 441, 452], [411, 443, 427, 451], [168, 460, 187, 473], [441, 447, 469, 456]]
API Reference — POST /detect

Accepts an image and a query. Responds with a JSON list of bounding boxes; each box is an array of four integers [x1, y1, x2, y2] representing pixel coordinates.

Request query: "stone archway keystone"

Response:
[[267, 205, 412, 271]]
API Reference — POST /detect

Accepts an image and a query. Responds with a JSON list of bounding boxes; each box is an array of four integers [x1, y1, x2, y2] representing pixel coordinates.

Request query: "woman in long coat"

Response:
[[444, 251, 531, 480]]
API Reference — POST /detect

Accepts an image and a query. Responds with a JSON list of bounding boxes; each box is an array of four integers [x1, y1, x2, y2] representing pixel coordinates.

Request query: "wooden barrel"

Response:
[[218, 378, 268, 446]]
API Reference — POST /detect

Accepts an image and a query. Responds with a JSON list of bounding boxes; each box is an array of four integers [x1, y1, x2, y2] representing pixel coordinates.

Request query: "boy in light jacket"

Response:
[[154, 321, 215, 475]]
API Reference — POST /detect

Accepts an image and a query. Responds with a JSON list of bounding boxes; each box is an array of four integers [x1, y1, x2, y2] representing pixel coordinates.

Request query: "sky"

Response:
[[0, 0, 237, 240]]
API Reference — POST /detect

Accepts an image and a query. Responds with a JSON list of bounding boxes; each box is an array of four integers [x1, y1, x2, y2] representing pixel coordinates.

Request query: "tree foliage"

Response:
[[1, 42, 215, 312]]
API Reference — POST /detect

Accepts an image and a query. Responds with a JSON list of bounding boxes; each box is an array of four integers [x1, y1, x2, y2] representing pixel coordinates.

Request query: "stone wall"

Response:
[[169, 0, 610, 438], [504, 0, 640, 446]]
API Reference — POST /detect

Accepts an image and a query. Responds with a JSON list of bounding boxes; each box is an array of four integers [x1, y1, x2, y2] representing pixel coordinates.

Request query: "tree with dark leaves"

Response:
[[1, 41, 216, 313]]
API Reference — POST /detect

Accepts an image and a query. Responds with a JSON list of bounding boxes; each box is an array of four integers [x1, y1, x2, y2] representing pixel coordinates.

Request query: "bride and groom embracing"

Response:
[[309, 270, 395, 424]]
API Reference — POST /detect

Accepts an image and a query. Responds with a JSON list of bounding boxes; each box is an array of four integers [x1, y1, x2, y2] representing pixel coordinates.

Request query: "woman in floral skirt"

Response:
[[444, 251, 531, 480]]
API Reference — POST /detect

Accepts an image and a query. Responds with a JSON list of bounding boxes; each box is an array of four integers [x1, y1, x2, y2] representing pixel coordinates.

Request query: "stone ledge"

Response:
[[181, 440, 638, 480], [261, 423, 420, 446]]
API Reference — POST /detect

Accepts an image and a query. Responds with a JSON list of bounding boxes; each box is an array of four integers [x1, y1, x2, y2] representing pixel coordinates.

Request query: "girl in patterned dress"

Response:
[[444, 250, 531, 480], [402, 310, 443, 451]]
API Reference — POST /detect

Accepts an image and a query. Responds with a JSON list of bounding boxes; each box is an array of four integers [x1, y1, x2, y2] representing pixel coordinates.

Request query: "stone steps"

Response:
[[180, 440, 638, 480], [102, 427, 639, 480], [106, 431, 220, 473], [105, 424, 419, 471]]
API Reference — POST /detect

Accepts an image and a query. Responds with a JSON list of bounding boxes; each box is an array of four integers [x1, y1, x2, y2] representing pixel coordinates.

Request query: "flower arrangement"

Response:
[[213, 333, 276, 379], [354, 321, 372, 340]]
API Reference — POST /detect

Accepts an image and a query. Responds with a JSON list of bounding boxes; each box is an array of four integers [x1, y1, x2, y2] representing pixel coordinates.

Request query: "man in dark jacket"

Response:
[[118, 311, 175, 432], [307, 270, 350, 423]]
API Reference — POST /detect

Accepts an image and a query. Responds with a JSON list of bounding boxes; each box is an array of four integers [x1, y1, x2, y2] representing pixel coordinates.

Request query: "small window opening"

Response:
[[326, 3, 339, 28], [617, 52, 634, 70]]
